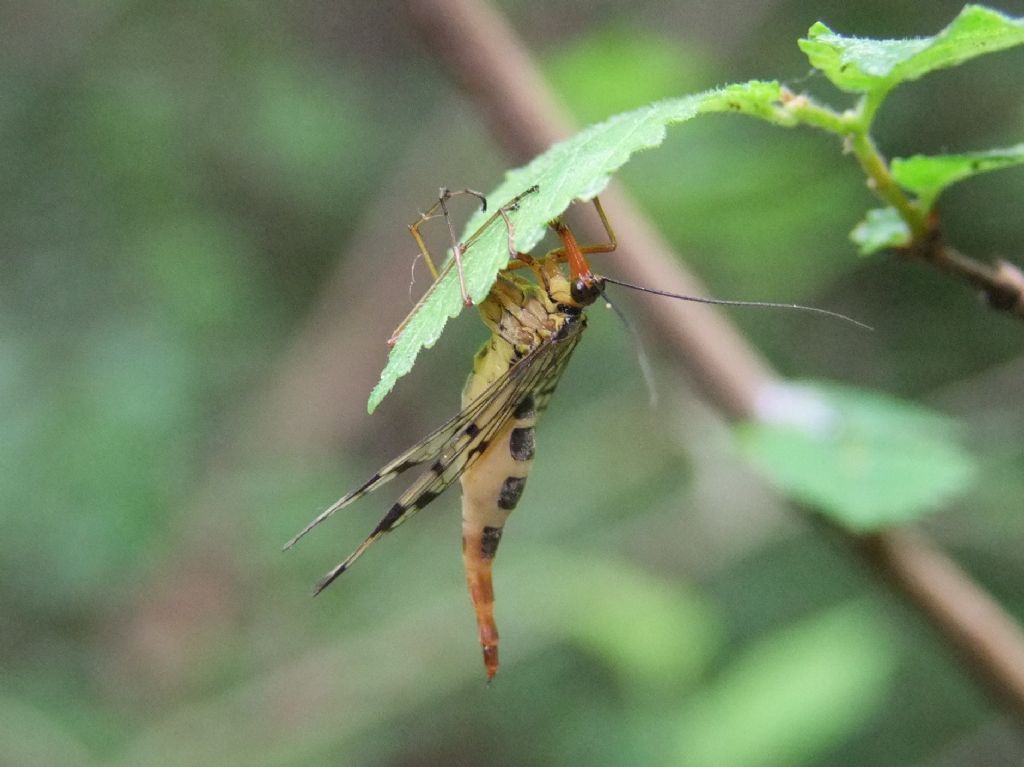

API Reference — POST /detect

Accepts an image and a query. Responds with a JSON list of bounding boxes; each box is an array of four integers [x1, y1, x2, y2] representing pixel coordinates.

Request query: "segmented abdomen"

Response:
[[459, 391, 537, 680]]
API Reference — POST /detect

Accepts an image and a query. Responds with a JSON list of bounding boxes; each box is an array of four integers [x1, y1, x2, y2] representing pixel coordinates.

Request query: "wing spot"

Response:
[[377, 502, 405, 532], [414, 490, 440, 510], [468, 439, 491, 459]]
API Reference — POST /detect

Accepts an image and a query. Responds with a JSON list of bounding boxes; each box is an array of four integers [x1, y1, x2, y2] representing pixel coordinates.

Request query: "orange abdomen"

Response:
[[459, 393, 537, 680]]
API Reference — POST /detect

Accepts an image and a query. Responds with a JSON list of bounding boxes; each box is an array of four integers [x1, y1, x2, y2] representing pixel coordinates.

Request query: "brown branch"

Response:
[[790, 78, 1024, 321], [403, 0, 1024, 723], [904, 226, 1024, 317], [856, 530, 1024, 719]]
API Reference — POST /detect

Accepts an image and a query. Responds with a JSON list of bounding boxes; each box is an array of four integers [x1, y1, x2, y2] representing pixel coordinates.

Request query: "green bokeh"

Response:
[[2, 3, 1022, 766]]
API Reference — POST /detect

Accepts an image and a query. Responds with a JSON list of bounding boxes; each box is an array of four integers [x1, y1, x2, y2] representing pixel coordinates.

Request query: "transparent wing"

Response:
[[284, 365, 519, 550], [307, 319, 586, 594]]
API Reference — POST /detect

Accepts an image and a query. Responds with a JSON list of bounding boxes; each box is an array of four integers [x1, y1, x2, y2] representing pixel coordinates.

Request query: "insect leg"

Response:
[[408, 188, 486, 289], [389, 185, 540, 345], [498, 197, 620, 298], [578, 196, 617, 256], [460, 184, 539, 258]]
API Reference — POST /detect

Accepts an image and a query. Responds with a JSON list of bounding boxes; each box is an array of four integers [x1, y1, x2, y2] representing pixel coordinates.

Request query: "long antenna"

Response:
[[602, 292, 659, 408], [599, 276, 873, 331]]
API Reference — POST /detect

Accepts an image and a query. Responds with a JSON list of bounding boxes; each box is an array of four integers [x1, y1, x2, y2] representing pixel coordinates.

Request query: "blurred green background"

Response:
[[4, 1, 1024, 765]]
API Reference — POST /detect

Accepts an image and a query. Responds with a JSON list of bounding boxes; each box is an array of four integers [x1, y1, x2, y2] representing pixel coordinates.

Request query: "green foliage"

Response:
[[737, 383, 977, 529], [0, 696, 97, 767], [799, 6, 1024, 95], [6, 4, 1023, 766], [891, 144, 1024, 209], [369, 80, 790, 411], [800, 5, 1024, 251], [550, 551, 719, 688], [371, 4, 1024, 411], [673, 602, 896, 767], [544, 27, 713, 122], [850, 207, 912, 254]]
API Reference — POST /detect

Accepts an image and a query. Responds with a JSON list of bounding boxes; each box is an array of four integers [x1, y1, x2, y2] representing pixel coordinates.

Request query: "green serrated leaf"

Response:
[[799, 6, 1024, 94], [892, 143, 1024, 209], [737, 382, 976, 530], [368, 80, 788, 412], [850, 207, 911, 255]]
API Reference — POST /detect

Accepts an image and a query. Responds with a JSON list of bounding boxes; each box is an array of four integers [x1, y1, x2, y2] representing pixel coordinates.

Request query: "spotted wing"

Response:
[[306, 319, 586, 594], [284, 360, 523, 551]]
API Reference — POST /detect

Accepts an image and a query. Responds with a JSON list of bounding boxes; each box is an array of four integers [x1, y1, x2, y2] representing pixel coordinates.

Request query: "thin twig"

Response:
[[784, 87, 1024, 320], [906, 232, 1024, 318], [403, 0, 1024, 723], [856, 530, 1024, 717]]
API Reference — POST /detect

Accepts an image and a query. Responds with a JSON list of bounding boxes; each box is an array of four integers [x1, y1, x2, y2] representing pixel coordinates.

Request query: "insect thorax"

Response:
[[463, 269, 575, 405]]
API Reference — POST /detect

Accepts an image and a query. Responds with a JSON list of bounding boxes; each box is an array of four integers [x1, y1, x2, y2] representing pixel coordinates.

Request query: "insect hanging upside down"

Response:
[[286, 186, 615, 680]]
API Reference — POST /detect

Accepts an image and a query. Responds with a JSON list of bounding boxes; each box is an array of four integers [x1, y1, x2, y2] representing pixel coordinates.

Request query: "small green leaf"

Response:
[[850, 207, 911, 255], [737, 382, 976, 530], [369, 81, 788, 412], [892, 144, 1024, 209], [674, 601, 896, 767], [560, 555, 718, 688], [799, 6, 1024, 94]]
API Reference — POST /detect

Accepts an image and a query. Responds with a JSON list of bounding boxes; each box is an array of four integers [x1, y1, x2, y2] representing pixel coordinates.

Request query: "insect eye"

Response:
[[570, 275, 604, 305]]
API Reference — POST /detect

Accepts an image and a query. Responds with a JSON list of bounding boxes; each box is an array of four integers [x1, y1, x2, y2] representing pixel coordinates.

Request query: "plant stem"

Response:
[[847, 131, 930, 241], [403, 0, 1024, 725], [778, 90, 849, 134], [783, 91, 930, 241]]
